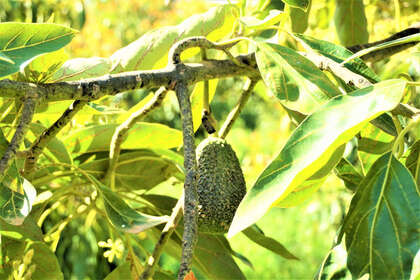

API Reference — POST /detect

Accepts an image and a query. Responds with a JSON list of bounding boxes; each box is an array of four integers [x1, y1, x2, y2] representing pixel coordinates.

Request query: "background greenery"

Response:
[[0, 0, 418, 279]]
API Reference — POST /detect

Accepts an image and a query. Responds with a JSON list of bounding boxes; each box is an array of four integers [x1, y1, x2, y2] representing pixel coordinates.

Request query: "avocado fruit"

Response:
[[195, 137, 246, 234]]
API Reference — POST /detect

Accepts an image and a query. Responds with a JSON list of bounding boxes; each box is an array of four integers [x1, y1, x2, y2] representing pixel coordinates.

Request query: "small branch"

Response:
[[24, 99, 88, 176], [105, 87, 168, 187], [0, 95, 37, 177], [174, 80, 199, 280], [218, 78, 258, 139], [169, 36, 240, 64], [140, 193, 184, 280]]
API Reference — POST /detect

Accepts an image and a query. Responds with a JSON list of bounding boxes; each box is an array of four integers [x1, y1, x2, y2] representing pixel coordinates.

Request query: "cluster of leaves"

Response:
[[0, 0, 419, 279]]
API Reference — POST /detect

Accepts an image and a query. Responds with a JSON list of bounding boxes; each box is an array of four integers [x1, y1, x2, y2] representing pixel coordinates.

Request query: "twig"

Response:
[[24, 99, 88, 175], [105, 87, 168, 187], [218, 78, 258, 139], [140, 193, 184, 280], [0, 95, 37, 177], [174, 80, 199, 280]]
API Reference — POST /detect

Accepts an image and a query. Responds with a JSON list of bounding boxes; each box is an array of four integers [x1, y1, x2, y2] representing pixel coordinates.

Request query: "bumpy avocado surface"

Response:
[[196, 137, 246, 234]]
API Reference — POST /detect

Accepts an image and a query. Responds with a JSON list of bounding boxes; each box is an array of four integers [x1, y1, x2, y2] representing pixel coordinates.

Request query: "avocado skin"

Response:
[[196, 137, 246, 234]]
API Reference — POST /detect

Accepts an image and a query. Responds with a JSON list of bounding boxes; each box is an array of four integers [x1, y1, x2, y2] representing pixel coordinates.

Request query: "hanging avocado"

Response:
[[196, 137, 246, 234]]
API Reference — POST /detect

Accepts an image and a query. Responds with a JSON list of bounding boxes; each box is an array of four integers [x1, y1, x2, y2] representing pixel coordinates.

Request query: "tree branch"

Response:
[[105, 87, 168, 187], [174, 79, 199, 280], [23, 99, 88, 176], [219, 78, 258, 139], [0, 95, 37, 177]]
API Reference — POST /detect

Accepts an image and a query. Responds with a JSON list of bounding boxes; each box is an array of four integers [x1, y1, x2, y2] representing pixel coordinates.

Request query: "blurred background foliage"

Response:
[[0, 0, 419, 279]]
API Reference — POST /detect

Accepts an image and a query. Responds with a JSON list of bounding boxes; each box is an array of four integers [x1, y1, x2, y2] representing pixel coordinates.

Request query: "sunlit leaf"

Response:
[[342, 152, 420, 279], [63, 122, 182, 154], [110, 5, 236, 72], [0, 51, 14, 64], [334, 0, 369, 46], [51, 57, 112, 82], [0, 22, 77, 78], [89, 176, 169, 233], [293, 33, 380, 83], [228, 79, 406, 237], [256, 42, 340, 114], [240, 10, 284, 29], [191, 79, 218, 131], [242, 224, 299, 260]]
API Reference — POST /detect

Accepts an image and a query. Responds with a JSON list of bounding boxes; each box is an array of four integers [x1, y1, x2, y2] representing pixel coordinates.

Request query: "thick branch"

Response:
[[0, 95, 37, 177], [0, 55, 259, 101], [175, 80, 199, 280], [105, 87, 168, 186], [24, 99, 87, 175]]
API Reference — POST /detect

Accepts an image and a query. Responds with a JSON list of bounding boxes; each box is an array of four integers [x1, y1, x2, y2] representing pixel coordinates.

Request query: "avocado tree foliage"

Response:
[[0, 1, 419, 279]]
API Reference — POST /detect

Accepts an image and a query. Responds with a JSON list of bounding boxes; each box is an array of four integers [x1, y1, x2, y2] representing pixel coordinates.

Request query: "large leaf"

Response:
[[406, 140, 420, 187], [80, 149, 183, 190], [90, 176, 169, 233], [242, 225, 299, 260], [293, 33, 380, 83], [0, 216, 43, 241], [104, 262, 132, 280], [28, 241, 64, 280], [342, 152, 420, 279], [110, 5, 236, 72], [256, 42, 340, 115], [63, 122, 182, 154], [228, 79, 406, 237], [334, 0, 369, 46], [0, 22, 77, 78]]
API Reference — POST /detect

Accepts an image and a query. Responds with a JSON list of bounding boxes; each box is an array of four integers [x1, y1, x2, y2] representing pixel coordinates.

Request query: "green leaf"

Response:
[[242, 224, 299, 260], [334, 158, 364, 192], [293, 33, 380, 83], [0, 22, 77, 78], [90, 176, 169, 233], [80, 150, 183, 190], [334, 0, 369, 46], [343, 33, 420, 64], [27, 241, 64, 280], [63, 122, 182, 154], [289, 0, 311, 33], [0, 51, 14, 64], [255, 42, 340, 115], [342, 152, 420, 279], [315, 243, 352, 280], [358, 137, 393, 155], [0, 216, 43, 241], [110, 5, 236, 72], [282, 0, 310, 11], [51, 57, 112, 82], [406, 140, 420, 187], [104, 262, 132, 280], [228, 79, 406, 237]]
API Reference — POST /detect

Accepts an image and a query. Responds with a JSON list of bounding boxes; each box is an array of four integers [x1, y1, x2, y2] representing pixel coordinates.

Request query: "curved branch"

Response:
[[0, 95, 37, 177], [105, 87, 168, 186]]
